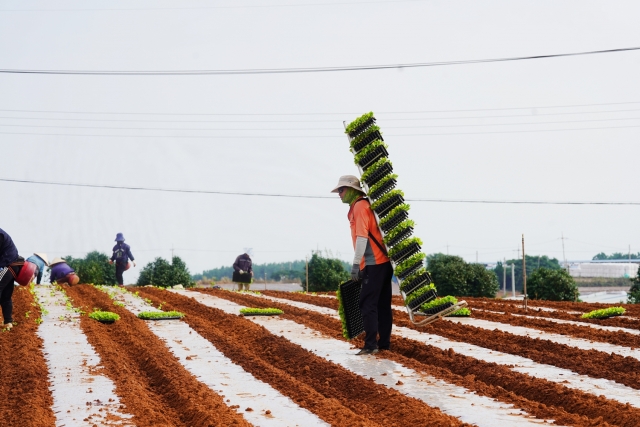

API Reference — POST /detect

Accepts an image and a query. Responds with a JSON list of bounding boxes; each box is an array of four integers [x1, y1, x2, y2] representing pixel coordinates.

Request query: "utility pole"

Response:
[[305, 256, 309, 293], [522, 234, 527, 311], [264, 272, 267, 291], [561, 232, 567, 270], [476, 251, 478, 263], [446, 244, 449, 255], [171, 245, 174, 259], [511, 263, 515, 298], [503, 258, 506, 296]]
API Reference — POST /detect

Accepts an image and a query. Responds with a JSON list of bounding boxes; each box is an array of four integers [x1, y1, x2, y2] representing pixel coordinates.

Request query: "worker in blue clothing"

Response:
[[25, 253, 49, 285], [109, 233, 136, 286]]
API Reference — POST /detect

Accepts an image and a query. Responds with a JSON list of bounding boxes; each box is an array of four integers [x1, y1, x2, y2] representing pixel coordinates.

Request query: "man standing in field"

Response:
[[109, 233, 136, 286], [332, 175, 393, 355]]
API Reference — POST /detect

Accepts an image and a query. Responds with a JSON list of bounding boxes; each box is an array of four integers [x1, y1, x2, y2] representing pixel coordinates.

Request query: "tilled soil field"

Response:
[[3, 284, 640, 426]]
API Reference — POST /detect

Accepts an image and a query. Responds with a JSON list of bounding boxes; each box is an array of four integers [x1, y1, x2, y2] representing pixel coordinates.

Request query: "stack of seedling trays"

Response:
[[339, 112, 467, 330]]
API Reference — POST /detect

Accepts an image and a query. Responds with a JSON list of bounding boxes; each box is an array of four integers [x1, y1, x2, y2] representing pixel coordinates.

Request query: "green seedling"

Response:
[[404, 284, 436, 306], [345, 111, 374, 135], [350, 125, 382, 150], [395, 252, 426, 277], [383, 219, 415, 245], [239, 308, 284, 315], [370, 189, 404, 212], [360, 158, 392, 184], [368, 174, 398, 197], [353, 140, 388, 165], [89, 309, 120, 323], [581, 306, 625, 319], [336, 287, 350, 340], [137, 310, 185, 320], [446, 307, 471, 317], [419, 295, 458, 312], [388, 237, 423, 259], [113, 301, 125, 307]]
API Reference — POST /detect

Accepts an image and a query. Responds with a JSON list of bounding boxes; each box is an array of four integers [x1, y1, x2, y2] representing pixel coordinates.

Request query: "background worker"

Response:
[[0, 228, 20, 330], [109, 233, 135, 286], [49, 258, 80, 286], [232, 253, 253, 290], [26, 253, 49, 285], [331, 175, 393, 356]]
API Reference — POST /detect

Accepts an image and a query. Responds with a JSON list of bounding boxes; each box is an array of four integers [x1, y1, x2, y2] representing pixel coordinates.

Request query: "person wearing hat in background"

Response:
[[49, 257, 80, 286], [109, 233, 135, 286], [0, 228, 21, 330], [232, 253, 253, 291], [26, 253, 49, 285], [331, 175, 393, 355]]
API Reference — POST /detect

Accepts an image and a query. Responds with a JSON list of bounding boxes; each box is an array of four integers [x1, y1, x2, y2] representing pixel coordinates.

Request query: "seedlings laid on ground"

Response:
[[446, 307, 472, 317], [239, 308, 284, 316], [581, 306, 625, 319], [137, 310, 185, 320], [89, 309, 120, 323]]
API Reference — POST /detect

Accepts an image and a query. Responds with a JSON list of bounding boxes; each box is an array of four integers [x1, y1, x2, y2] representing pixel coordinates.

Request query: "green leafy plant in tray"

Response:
[[239, 307, 284, 316], [137, 310, 185, 320], [89, 309, 120, 323], [581, 306, 625, 319]]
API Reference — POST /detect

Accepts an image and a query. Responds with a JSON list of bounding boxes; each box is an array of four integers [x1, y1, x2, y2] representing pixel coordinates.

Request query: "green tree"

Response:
[[63, 251, 117, 285], [494, 255, 562, 292], [307, 252, 349, 292], [137, 256, 194, 288], [526, 267, 578, 301], [628, 265, 640, 304], [593, 252, 640, 260], [426, 253, 499, 297]]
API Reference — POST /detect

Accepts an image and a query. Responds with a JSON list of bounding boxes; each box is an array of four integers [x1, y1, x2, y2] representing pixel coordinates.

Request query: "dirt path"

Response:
[[0, 285, 55, 427]]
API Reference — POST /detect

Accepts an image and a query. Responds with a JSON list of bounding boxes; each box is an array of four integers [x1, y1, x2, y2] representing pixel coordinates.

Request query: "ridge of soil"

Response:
[[136, 287, 467, 427], [254, 290, 640, 427], [0, 286, 56, 427], [65, 284, 251, 427]]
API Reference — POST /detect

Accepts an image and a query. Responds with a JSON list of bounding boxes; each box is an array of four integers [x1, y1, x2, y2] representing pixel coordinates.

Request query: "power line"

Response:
[[1, 47, 639, 76], [2, 178, 640, 205], [2, 101, 640, 115]]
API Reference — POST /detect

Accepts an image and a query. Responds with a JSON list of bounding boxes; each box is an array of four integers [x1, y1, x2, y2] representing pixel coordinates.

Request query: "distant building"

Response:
[[569, 262, 639, 278]]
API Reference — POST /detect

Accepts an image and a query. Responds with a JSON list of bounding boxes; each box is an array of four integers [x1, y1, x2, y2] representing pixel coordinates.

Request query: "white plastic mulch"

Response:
[[256, 293, 640, 409], [34, 284, 134, 426], [174, 289, 557, 427], [100, 286, 328, 427]]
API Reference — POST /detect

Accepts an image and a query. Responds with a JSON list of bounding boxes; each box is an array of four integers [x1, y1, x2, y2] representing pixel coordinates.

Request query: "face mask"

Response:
[[342, 187, 363, 205]]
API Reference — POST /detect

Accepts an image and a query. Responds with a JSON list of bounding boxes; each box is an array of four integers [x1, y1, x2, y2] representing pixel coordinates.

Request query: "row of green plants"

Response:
[[239, 308, 283, 316], [581, 307, 625, 319]]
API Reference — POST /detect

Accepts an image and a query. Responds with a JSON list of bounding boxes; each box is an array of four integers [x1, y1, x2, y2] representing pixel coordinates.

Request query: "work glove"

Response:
[[109, 260, 113, 265], [133, 262, 136, 267], [239, 270, 245, 274], [350, 264, 360, 281]]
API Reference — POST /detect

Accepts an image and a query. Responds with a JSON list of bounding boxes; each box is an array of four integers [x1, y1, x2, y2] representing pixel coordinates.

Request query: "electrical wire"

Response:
[[2, 177, 640, 205], [1, 47, 639, 75]]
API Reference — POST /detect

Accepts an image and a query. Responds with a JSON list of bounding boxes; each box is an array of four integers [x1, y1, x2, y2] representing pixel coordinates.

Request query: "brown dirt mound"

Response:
[[65, 284, 250, 427], [0, 286, 55, 427], [136, 286, 467, 427]]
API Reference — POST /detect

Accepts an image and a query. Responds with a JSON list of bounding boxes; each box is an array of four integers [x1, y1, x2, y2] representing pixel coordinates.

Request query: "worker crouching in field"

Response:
[[0, 228, 21, 330], [332, 175, 393, 355], [109, 233, 136, 286], [49, 258, 80, 286], [232, 253, 253, 291], [26, 253, 49, 285]]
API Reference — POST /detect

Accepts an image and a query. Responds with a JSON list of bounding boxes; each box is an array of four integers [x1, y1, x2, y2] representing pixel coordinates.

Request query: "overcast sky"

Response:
[[1, 0, 639, 281]]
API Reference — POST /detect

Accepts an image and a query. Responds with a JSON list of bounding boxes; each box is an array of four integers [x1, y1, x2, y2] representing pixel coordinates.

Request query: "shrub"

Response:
[[63, 251, 117, 285], [426, 254, 499, 298], [526, 267, 578, 301], [137, 256, 194, 288], [308, 252, 349, 292], [628, 265, 640, 304]]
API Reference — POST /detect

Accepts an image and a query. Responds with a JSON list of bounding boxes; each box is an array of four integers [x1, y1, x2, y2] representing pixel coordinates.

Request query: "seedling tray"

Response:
[[338, 280, 364, 339], [369, 177, 397, 201], [352, 129, 383, 153], [141, 316, 183, 320], [232, 271, 252, 283], [420, 302, 454, 316], [348, 117, 376, 138], [380, 209, 408, 233], [390, 242, 421, 264], [400, 272, 433, 296], [241, 313, 281, 316], [96, 319, 116, 324], [407, 288, 438, 311], [385, 226, 413, 248], [363, 162, 393, 187], [358, 145, 389, 170], [373, 194, 404, 218]]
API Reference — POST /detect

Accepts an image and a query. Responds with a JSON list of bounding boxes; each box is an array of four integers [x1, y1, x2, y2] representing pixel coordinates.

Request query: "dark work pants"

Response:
[[0, 268, 15, 324], [359, 262, 393, 350], [115, 263, 126, 285]]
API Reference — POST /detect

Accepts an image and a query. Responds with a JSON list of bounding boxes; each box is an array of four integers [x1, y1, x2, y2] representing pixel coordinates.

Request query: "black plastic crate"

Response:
[[338, 280, 364, 339], [369, 178, 396, 201], [373, 194, 404, 218], [420, 302, 454, 316], [380, 209, 408, 233], [358, 145, 388, 170], [385, 226, 413, 248], [407, 288, 438, 311], [348, 117, 376, 138], [352, 130, 383, 153], [400, 272, 432, 296], [363, 162, 393, 187], [390, 242, 421, 264], [396, 257, 424, 280]]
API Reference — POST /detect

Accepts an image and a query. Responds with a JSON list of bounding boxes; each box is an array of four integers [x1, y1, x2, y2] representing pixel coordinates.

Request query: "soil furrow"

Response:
[[250, 289, 640, 426], [65, 284, 250, 427], [135, 287, 467, 427], [0, 286, 55, 427]]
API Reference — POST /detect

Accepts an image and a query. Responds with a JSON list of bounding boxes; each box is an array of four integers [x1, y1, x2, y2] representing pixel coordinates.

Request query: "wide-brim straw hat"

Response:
[[50, 257, 65, 266], [34, 252, 49, 266], [330, 175, 363, 193]]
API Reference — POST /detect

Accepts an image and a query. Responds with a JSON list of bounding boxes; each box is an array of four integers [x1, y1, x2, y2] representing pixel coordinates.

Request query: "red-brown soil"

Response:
[[65, 285, 251, 427], [256, 290, 640, 426], [0, 286, 55, 427], [136, 287, 467, 427]]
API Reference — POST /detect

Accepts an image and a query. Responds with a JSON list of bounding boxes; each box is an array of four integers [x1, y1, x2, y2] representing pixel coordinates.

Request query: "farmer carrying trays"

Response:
[[109, 233, 136, 286], [332, 175, 393, 355], [232, 253, 253, 291]]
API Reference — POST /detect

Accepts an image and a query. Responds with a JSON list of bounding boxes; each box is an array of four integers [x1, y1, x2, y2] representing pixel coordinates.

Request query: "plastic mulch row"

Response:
[[348, 117, 377, 138], [372, 194, 404, 218], [380, 209, 408, 233], [352, 130, 383, 153], [363, 162, 393, 187], [390, 242, 421, 264], [400, 272, 433, 296], [407, 288, 438, 311], [358, 145, 389, 170], [396, 258, 424, 280], [385, 226, 413, 248], [339, 280, 364, 339], [368, 177, 397, 201], [420, 302, 454, 316]]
